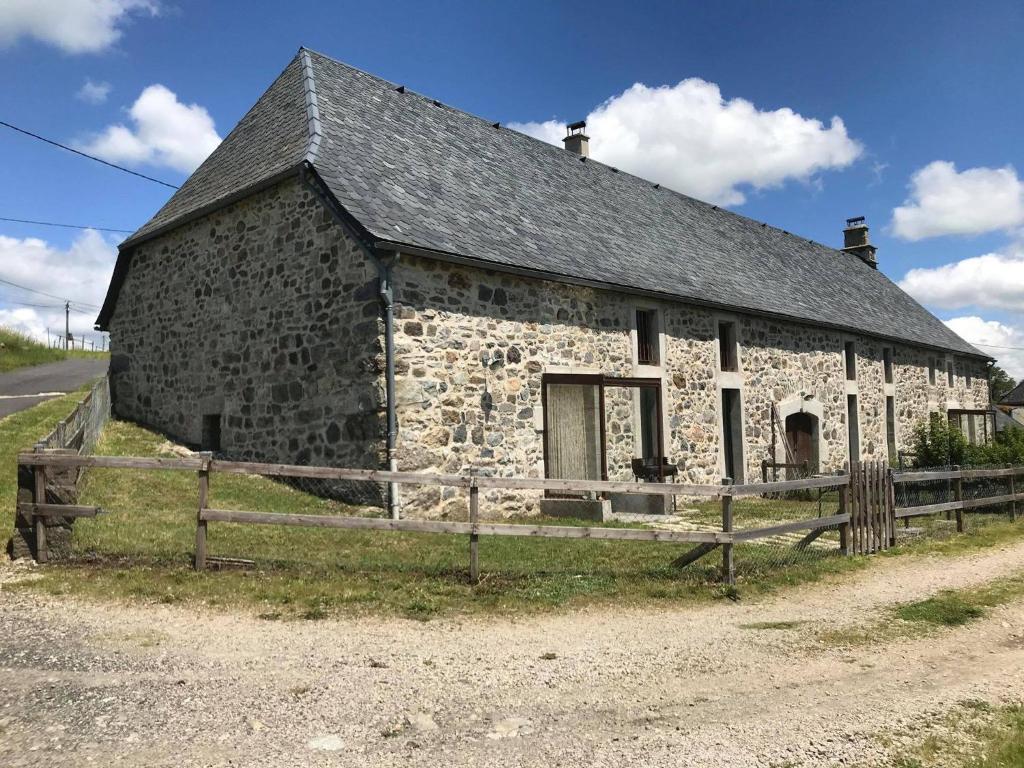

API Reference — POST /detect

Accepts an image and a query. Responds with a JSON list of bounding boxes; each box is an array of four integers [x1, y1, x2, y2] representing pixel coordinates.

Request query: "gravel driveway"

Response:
[[3, 543, 1024, 767]]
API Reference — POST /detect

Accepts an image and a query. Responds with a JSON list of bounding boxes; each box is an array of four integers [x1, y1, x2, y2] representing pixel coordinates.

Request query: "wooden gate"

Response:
[[849, 460, 895, 554]]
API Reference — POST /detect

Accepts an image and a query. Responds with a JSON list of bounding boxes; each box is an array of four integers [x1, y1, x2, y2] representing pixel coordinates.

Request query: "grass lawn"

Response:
[[0, 389, 91, 503], [0, 326, 107, 373], [9, 418, 874, 620], [7, 410, 1024, 621]]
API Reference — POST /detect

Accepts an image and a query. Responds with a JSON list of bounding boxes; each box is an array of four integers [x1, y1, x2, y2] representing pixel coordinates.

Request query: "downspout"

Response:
[[299, 164, 400, 518], [379, 256, 400, 519]]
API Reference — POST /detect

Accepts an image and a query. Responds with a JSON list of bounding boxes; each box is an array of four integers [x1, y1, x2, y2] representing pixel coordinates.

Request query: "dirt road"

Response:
[[3, 544, 1024, 767]]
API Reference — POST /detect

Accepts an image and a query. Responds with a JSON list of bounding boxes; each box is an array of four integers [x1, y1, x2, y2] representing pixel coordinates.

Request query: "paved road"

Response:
[[0, 358, 109, 420]]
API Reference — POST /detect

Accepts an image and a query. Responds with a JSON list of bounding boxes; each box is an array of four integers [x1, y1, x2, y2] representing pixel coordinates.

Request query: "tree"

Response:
[[990, 364, 1017, 402]]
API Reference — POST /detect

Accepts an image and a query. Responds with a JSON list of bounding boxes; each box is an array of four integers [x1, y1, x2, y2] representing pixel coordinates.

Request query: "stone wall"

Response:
[[390, 252, 991, 515], [107, 177, 386, 502]]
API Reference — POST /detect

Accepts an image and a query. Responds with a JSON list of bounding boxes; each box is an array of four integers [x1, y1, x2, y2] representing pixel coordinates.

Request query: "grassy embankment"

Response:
[[0, 326, 107, 374]]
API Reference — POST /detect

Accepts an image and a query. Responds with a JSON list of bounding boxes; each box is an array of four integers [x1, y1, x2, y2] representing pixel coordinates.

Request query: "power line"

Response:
[[0, 216, 133, 235], [0, 276, 102, 310], [970, 342, 1024, 352], [0, 119, 180, 190]]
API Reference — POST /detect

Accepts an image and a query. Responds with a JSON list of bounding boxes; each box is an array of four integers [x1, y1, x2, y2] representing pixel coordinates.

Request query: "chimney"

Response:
[[562, 120, 589, 157], [842, 216, 878, 269]]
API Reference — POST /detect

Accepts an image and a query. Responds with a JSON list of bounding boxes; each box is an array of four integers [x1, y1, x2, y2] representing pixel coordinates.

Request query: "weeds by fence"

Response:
[[13, 437, 1024, 587], [10, 376, 110, 560]]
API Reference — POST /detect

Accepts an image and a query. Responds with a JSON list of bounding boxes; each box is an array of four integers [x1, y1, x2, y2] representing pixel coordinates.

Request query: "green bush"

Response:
[[910, 413, 971, 467], [910, 413, 1024, 468]]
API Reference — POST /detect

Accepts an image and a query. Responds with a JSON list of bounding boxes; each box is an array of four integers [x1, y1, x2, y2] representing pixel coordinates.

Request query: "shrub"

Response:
[[910, 413, 970, 467], [910, 414, 1024, 468]]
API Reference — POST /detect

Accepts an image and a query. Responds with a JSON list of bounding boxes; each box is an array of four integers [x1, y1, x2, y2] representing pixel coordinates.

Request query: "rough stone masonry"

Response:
[[106, 176, 991, 518]]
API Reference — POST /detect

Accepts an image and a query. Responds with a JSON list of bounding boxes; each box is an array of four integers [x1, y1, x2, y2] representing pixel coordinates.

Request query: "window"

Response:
[[928, 359, 936, 385], [201, 414, 222, 452], [847, 394, 860, 462], [718, 321, 738, 372], [885, 396, 896, 463], [636, 309, 659, 365], [965, 363, 972, 387], [844, 341, 857, 381], [721, 388, 744, 482], [947, 360, 954, 387], [947, 409, 993, 446], [883, 348, 894, 384]]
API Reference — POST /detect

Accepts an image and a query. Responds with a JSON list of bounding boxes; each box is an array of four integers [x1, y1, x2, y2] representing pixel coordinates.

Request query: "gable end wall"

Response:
[[106, 176, 386, 494]]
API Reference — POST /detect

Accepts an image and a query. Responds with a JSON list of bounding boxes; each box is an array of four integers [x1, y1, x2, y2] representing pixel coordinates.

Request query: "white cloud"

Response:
[[891, 161, 1024, 240], [899, 248, 1024, 312], [76, 84, 221, 173], [0, 0, 157, 54], [0, 229, 116, 346], [944, 316, 1024, 380], [76, 78, 112, 105], [508, 78, 862, 206]]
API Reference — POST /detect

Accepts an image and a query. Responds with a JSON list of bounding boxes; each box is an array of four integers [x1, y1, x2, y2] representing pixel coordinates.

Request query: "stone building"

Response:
[[97, 48, 993, 517]]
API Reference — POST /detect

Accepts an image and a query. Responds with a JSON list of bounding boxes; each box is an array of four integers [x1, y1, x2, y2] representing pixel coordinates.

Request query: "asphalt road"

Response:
[[0, 358, 109, 420]]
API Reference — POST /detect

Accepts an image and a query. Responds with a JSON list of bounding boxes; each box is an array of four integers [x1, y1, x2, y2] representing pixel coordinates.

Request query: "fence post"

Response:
[[33, 444, 48, 564], [1008, 465, 1017, 521], [838, 471, 851, 556], [195, 452, 212, 570], [468, 481, 480, 584], [953, 465, 963, 533], [721, 477, 734, 585]]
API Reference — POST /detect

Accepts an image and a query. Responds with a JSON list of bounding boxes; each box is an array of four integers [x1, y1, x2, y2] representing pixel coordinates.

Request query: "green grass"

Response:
[[822, 571, 1024, 645], [10, 410, 1024, 621], [887, 703, 1024, 767], [7, 417, 878, 620], [0, 389, 91, 504], [0, 326, 106, 373]]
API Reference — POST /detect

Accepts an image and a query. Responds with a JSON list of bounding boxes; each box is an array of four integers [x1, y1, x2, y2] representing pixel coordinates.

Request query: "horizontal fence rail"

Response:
[[17, 453, 1023, 584], [18, 452, 855, 583], [892, 463, 1023, 531]]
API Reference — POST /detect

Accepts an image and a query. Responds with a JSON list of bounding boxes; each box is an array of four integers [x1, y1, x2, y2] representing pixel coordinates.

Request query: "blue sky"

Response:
[[1, 1, 1023, 374]]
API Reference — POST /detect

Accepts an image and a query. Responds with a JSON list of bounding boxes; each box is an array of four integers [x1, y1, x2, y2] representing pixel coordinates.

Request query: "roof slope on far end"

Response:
[[1000, 381, 1024, 406], [107, 48, 986, 359]]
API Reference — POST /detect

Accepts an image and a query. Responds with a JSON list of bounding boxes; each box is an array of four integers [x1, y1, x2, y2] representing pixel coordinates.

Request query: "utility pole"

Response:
[[64, 301, 70, 351]]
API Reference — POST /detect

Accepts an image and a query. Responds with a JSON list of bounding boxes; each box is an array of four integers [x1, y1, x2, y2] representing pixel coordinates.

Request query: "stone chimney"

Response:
[[562, 120, 589, 157], [842, 216, 878, 269]]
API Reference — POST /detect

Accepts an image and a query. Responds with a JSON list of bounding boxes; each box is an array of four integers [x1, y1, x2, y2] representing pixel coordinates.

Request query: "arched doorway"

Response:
[[785, 411, 819, 474]]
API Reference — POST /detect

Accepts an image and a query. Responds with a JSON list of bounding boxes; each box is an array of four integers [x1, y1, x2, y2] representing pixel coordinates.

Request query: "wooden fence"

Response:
[[17, 452, 852, 583], [16, 452, 1024, 583], [892, 464, 1024, 532]]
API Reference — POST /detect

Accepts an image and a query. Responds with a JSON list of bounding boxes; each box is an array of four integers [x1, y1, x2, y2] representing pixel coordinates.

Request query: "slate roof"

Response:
[[101, 49, 988, 359], [1000, 381, 1024, 406]]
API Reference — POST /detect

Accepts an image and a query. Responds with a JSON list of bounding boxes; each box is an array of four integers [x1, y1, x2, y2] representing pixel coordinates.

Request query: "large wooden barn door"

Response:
[[544, 382, 602, 485], [849, 460, 895, 554]]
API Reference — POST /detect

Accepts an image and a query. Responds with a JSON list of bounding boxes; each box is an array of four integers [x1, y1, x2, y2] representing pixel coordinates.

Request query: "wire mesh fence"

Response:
[[36, 376, 110, 454]]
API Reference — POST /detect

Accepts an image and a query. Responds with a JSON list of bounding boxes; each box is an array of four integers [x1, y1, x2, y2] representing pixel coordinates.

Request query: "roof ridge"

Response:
[[299, 49, 323, 165], [301, 48, 850, 260]]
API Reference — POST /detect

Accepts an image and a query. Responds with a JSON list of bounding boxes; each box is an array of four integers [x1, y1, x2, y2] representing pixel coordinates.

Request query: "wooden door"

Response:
[[785, 412, 814, 469]]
